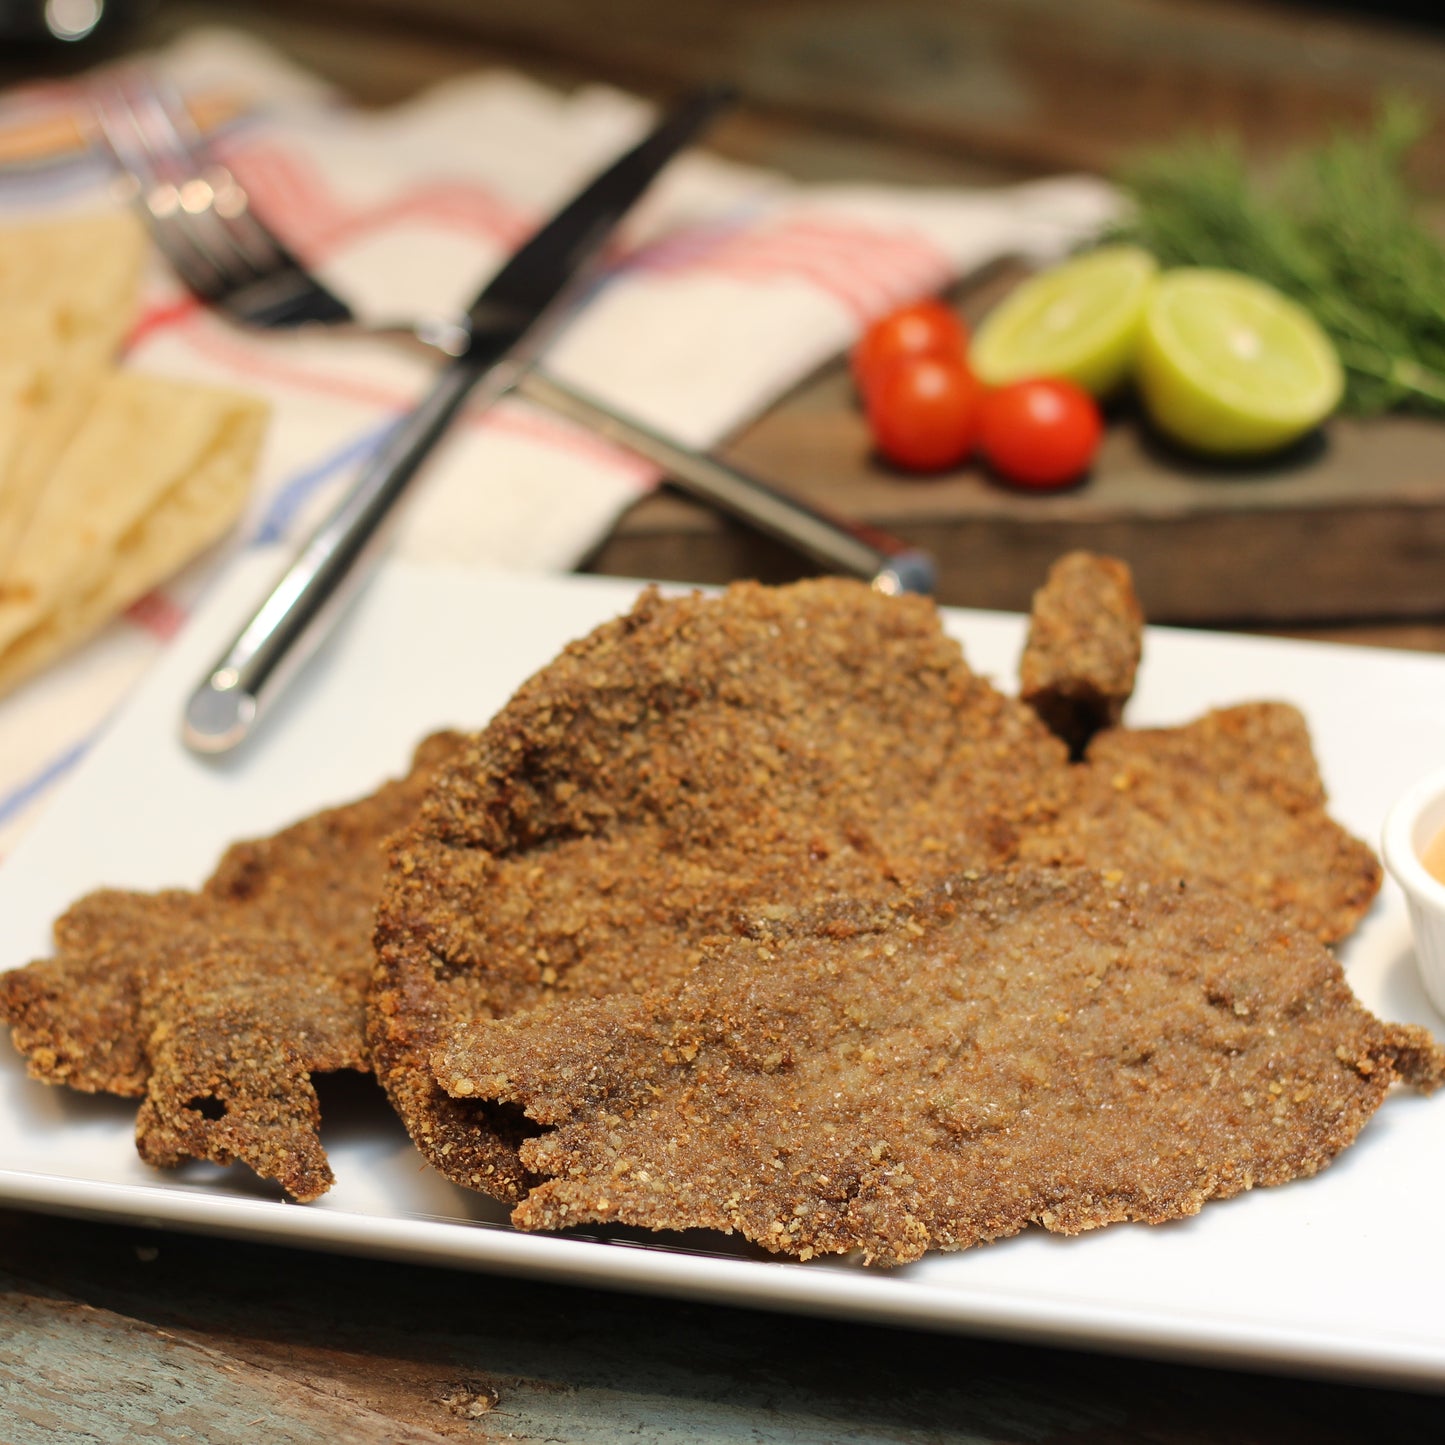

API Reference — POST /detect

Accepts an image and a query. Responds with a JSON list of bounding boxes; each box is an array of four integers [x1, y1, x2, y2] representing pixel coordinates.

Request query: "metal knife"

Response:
[[516, 371, 935, 595], [182, 86, 732, 755]]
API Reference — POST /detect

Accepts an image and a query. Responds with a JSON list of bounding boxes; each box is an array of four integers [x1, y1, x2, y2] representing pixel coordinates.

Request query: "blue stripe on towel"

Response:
[[0, 732, 97, 832], [249, 420, 395, 546], [0, 153, 115, 205]]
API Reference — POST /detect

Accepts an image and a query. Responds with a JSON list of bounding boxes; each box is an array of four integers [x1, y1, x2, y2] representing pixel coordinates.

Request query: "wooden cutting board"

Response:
[[587, 283, 1445, 628]]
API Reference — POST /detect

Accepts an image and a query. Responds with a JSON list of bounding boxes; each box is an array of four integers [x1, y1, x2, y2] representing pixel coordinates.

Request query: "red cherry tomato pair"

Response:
[[852, 301, 1103, 489], [852, 299, 968, 394]]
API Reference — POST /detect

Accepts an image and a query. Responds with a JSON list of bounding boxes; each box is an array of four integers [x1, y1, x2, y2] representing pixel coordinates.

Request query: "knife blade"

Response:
[[515, 371, 936, 595], [182, 86, 732, 755]]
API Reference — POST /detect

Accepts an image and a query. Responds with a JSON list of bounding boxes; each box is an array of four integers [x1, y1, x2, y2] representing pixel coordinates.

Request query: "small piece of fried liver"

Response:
[[1016, 703, 1381, 944], [0, 732, 459, 1200], [371, 579, 1070, 1202], [435, 867, 1443, 1266], [1020, 551, 1144, 754]]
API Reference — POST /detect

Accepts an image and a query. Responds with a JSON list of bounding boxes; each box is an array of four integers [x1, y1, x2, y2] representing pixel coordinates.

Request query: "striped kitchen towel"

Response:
[[0, 27, 1118, 854]]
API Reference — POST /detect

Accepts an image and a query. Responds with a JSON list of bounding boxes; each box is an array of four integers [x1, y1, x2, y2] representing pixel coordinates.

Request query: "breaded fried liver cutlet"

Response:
[[1016, 703, 1381, 944], [435, 867, 1444, 1266], [1020, 550, 1144, 755], [370, 579, 1070, 1202], [0, 732, 460, 1201]]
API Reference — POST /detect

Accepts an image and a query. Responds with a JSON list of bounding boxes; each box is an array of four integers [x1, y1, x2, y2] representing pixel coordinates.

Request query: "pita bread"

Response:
[[0, 370, 268, 698], [0, 211, 147, 571]]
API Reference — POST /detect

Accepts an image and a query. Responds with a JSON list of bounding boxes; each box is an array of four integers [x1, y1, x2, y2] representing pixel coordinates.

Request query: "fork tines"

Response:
[[88, 67, 352, 329]]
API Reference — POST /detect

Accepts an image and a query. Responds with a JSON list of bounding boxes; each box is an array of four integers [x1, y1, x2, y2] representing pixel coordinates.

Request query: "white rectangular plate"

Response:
[[5, 554, 1445, 1388]]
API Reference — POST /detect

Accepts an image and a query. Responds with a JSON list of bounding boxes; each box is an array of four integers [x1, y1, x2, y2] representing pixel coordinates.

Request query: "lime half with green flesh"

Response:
[[1136, 268, 1343, 457], [971, 245, 1158, 397]]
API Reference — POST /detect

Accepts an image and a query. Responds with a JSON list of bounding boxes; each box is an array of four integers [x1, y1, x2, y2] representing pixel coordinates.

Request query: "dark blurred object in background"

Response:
[[0, 0, 147, 54], [1312, 2, 1442, 29]]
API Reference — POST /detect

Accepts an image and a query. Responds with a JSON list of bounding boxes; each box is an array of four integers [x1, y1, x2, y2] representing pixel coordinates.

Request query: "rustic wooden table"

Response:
[[6, 1204, 1445, 1444], [5, 2, 1445, 1439]]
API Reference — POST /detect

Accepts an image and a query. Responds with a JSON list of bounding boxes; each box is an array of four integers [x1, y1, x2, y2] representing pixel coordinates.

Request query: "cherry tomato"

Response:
[[977, 378, 1103, 489], [865, 353, 981, 473], [852, 300, 969, 394]]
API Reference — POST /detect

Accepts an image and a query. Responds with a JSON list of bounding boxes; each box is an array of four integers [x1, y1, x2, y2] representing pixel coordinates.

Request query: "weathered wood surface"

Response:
[[242, 0, 1445, 186], [582, 262, 1445, 628], [4, 1208, 1444, 1444], [1, 1269, 451, 1445], [590, 358, 1445, 626]]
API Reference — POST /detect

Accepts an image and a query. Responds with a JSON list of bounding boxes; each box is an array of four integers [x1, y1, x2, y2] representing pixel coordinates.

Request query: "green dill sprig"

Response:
[[1110, 101, 1445, 414]]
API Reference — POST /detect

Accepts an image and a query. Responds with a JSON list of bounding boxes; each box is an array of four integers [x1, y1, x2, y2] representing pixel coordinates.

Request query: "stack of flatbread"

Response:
[[0, 210, 268, 698]]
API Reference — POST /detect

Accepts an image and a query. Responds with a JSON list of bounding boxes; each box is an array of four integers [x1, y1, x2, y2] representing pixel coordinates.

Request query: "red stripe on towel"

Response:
[[174, 322, 656, 489], [125, 590, 189, 641], [221, 140, 538, 260], [126, 295, 204, 349]]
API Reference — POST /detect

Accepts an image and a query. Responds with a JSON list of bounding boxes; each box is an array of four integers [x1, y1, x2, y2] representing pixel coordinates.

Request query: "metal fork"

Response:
[[87, 66, 935, 595], [88, 68, 469, 354]]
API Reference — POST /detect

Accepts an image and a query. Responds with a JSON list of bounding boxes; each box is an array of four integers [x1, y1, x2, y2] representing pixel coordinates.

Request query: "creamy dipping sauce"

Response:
[[1422, 823, 1445, 886]]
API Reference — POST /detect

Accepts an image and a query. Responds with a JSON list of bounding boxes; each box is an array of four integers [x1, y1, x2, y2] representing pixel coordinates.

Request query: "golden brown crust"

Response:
[[436, 868, 1443, 1266], [134, 931, 360, 1200], [369, 580, 1068, 1199], [0, 732, 461, 1200], [1020, 551, 1144, 754], [1016, 703, 1382, 943], [372, 576, 1388, 1206], [0, 560, 1400, 1227]]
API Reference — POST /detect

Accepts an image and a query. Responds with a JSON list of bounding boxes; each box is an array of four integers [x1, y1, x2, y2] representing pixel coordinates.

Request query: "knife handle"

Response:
[[182, 361, 506, 754], [517, 371, 936, 596]]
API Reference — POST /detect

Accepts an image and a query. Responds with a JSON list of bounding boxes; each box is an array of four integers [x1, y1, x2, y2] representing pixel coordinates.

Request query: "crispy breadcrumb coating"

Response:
[[437, 868, 1443, 1265], [370, 580, 1067, 1200], [1017, 703, 1381, 944], [373, 577, 1387, 1208], [1020, 551, 1144, 754], [0, 733, 459, 1200]]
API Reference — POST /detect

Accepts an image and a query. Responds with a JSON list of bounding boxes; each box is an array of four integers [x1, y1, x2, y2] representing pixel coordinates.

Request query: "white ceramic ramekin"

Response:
[[1382, 764, 1445, 1018]]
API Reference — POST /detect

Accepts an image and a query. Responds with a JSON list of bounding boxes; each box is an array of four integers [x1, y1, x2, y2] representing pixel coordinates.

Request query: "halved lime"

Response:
[[970, 245, 1158, 397], [1136, 268, 1343, 456]]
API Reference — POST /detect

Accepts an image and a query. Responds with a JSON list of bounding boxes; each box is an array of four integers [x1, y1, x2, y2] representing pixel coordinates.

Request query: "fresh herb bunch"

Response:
[[1111, 101, 1445, 414]]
